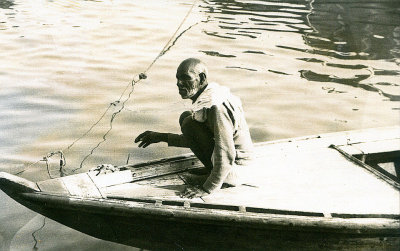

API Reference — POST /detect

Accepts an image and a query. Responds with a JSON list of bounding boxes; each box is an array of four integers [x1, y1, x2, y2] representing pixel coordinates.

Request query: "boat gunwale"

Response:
[[119, 125, 400, 170], [330, 144, 400, 190], [20, 192, 400, 236]]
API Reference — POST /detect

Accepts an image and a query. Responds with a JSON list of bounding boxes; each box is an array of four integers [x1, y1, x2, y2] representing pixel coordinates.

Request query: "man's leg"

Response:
[[179, 112, 214, 172]]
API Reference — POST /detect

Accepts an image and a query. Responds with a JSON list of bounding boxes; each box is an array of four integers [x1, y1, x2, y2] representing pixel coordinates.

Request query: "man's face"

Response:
[[176, 66, 200, 99]]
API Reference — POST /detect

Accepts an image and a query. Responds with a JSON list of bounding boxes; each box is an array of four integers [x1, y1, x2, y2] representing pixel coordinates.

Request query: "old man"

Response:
[[135, 58, 253, 198]]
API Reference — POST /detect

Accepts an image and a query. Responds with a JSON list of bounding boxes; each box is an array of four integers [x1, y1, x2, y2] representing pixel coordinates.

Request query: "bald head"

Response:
[[177, 58, 208, 78], [176, 58, 208, 100]]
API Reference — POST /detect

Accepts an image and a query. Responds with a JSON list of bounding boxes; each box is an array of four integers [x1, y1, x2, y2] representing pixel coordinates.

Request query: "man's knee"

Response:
[[179, 111, 192, 127], [181, 116, 195, 135]]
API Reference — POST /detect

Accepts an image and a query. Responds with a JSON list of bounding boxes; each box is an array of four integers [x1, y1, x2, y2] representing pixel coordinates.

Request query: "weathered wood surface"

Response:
[[29, 126, 400, 217], [88, 170, 133, 188], [104, 183, 182, 199], [37, 178, 70, 195], [348, 138, 400, 155], [21, 192, 400, 234], [0, 172, 39, 193], [20, 193, 400, 250], [103, 128, 400, 215], [52, 126, 398, 216], [61, 173, 102, 198], [1, 126, 400, 250]]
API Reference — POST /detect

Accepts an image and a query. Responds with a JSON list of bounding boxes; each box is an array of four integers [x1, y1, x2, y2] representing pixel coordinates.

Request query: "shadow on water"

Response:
[[200, 0, 400, 99], [0, 0, 14, 9], [300, 70, 400, 101]]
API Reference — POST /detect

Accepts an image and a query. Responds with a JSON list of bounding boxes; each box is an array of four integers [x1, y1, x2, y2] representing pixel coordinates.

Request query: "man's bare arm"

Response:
[[135, 131, 190, 148]]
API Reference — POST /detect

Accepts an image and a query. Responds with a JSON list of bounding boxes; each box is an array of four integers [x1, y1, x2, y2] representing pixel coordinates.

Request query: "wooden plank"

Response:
[[135, 174, 186, 186], [102, 127, 400, 215], [255, 126, 398, 144], [198, 148, 400, 215], [0, 172, 39, 192], [337, 145, 363, 156], [130, 159, 203, 182], [104, 183, 184, 199], [61, 173, 102, 198], [37, 178, 70, 195], [332, 145, 400, 189], [351, 139, 400, 154], [88, 170, 133, 188], [22, 192, 400, 234]]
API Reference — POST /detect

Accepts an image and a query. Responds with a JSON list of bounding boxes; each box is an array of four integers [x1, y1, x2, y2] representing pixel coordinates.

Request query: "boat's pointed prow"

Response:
[[0, 172, 39, 196]]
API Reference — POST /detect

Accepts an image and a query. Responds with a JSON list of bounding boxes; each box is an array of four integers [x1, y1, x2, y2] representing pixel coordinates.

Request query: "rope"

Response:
[[23, 0, 199, 175], [40, 150, 66, 179], [32, 216, 46, 250], [143, 0, 199, 74], [74, 75, 143, 172], [64, 105, 113, 151], [73, 1, 199, 171]]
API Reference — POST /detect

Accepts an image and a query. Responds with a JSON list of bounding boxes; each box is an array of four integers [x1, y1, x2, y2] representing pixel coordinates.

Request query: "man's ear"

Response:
[[199, 72, 207, 84]]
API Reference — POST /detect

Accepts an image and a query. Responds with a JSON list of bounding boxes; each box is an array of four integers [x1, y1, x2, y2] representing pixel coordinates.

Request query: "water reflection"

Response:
[[305, 0, 400, 60], [0, 0, 14, 9], [201, 0, 312, 38], [300, 70, 400, 101], [201, 0, 400, 99], [202, 0, 400, 60]]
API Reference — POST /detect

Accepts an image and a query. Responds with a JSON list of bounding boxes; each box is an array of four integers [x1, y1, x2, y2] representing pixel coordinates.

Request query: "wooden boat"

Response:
[[1, 127, 399, 250]]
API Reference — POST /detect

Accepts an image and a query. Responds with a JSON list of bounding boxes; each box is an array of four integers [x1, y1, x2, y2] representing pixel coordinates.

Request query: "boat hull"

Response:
[[1, 126, 400, 250], [17, 192, 400, 251]]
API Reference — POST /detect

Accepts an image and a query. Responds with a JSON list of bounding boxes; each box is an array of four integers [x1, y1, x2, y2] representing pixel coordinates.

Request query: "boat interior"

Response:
[[34, 127, 400, 217]]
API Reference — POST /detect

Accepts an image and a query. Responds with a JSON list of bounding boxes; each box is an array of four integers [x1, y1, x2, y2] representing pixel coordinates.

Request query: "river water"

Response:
[[0, 0, 399, 250]]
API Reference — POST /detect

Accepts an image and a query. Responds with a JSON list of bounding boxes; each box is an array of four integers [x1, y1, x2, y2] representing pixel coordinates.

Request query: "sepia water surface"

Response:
[[0, 0, 399, 250]]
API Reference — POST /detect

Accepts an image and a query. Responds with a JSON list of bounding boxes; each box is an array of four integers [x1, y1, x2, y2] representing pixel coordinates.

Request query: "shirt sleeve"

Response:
[[167, 133, 190, 148], [202, 104, 236, 193]]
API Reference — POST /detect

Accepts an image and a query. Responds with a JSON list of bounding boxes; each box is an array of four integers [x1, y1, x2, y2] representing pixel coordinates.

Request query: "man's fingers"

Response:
[[135, 131, 149, 143], [137, 134, 151, 147], [180, 188, 189, 197], [180, 187, 196, 198], [138, 137, 149, 147]]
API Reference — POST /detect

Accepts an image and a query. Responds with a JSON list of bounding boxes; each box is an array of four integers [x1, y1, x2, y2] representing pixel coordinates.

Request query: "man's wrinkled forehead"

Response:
[[176, 62, 196, 79]]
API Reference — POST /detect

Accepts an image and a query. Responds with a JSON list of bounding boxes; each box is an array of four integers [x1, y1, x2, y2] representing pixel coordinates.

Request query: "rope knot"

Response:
[[110, 101, 120, 106], [90, 164, 118, 176], [139, 73, 147, 80]]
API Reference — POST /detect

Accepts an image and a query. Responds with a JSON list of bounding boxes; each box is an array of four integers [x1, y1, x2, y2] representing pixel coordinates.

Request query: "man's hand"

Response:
[[135, 131, 167, 148], [180, 185, 209, 199]]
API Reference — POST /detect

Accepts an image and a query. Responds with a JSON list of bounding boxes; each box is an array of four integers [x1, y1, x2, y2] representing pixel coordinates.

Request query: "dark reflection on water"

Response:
[[201, 0, 400, 99], [200, 50, 236, 57], [202, 0, 313, 37], [300, 70, 400, 101], [306, 0, 400, 60], [202, 0, 400, 60], [0, 0, 14, 9]]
